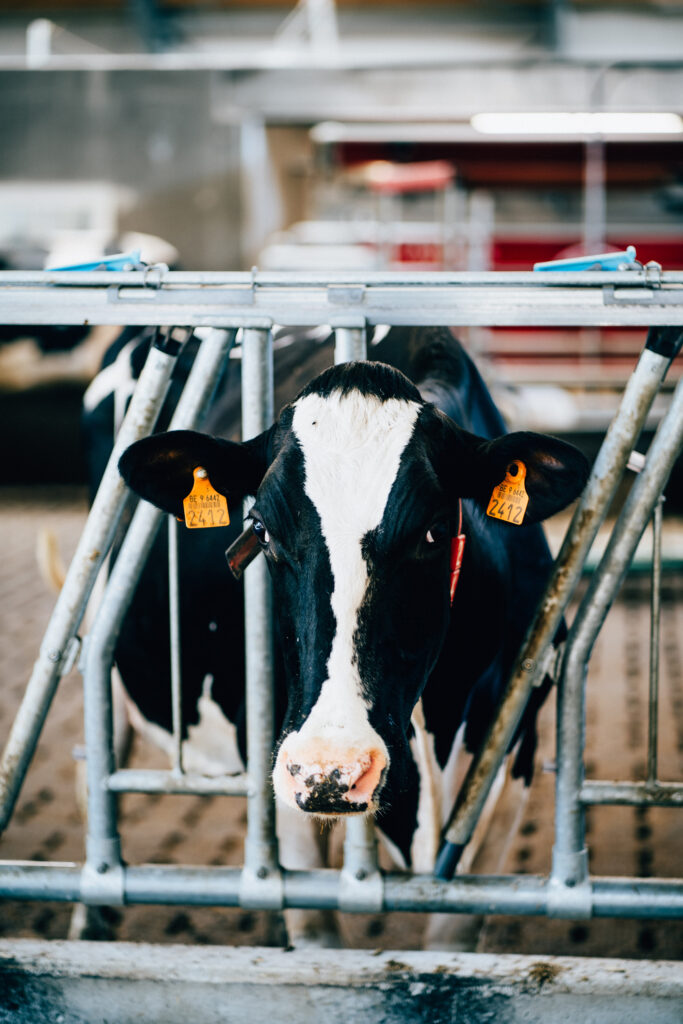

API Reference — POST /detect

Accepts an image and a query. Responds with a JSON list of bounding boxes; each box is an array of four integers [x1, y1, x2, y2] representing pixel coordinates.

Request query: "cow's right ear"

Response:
[[118, 427, 274, 520]]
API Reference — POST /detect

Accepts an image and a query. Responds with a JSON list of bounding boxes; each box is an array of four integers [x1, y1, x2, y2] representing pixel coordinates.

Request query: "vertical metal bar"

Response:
[[343, 817, 379, 878], [334, 326, 367, 364], [553, 374, 683, 894], [339, 815, 384, 913], [81, 329, 237, 878], [0, 336, 181, 833], [168, 515, 184, 776], [647, 497, 663, 785], [240, 327, 278, 881], [436, 344, 675, 878], [333, 322, 376, 882]]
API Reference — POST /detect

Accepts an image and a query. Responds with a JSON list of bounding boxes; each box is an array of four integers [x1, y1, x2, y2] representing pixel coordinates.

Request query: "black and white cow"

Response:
[[106, 326, 588, 884]]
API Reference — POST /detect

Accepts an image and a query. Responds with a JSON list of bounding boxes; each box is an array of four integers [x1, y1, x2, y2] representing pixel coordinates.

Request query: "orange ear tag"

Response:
[[182, 467, 230, 529], [486, 459, 529, 526]]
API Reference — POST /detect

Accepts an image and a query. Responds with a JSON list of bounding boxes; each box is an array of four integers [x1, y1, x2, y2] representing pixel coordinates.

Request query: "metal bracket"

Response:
[[238, 865, 284, 911], [107, 286, 256, 306], [523, 642, 558, 687], [603, 286, 683, 307], [338, 867, 384, 913], [80, 861, 125, 907], [142, 262, 169, 289], [547, 848, 592, 918], [44, 634, 81, 677], [59, 635, 81, 677], [546, 877, 592, 919], [327, 284, 366, 306]]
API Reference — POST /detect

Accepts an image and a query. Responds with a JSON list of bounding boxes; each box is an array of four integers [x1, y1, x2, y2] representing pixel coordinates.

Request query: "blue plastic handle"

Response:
[[533, 245, 636, 272], [47, 249, 143, 272]]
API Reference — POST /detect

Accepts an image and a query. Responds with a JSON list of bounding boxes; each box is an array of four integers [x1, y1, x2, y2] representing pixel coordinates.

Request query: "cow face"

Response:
[[120, 361, 588, 819]]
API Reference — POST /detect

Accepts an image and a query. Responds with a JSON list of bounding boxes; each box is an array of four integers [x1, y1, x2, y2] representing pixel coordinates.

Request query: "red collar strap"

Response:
[[450, 499, 466, 606]]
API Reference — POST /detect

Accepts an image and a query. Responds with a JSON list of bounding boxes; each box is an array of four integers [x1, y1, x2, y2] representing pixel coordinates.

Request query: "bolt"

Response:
[[257, 866, 269, 879], [522, 658, 534, 672], [46, 649, 61, 663], [355, 869, 367, 881], [96, 862, 109, 874]]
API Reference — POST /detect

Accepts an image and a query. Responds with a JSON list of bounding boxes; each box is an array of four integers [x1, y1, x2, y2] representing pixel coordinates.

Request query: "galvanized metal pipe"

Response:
[[81, 329, 237, 878], [334, 326, 367, 363], [333, 321, 377, 888], [128, 868, 683, 918], [648, 497, 663, 785], [437, 344, 675, 878], [3, 268, 683, 288], [580, 780, 683, 807], [107, 769, 249, 796], [1, 862, 682, 919], [339, 817, 383, 912], [3, 270, 683, 329], [0, 336, 180, 834], [240, 327, 279, 884], [553, 372, 683, 889], [342, 817, 379, 876], [168, 516, 184, 776]]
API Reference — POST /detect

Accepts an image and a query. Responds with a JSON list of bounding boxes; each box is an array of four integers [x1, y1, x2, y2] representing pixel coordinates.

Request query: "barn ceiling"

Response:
[[0, 3, 681, 127]]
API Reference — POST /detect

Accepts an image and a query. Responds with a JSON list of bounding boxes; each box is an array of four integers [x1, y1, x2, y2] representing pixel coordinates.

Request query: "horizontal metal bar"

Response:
[[2, 270, 683, 287], [581, 781, 683, 807], [0, 863, 83, 902], [4, 50, 683, 73], [1, 863, 681, 919], [107, 770, 249, 796], [0, 272, 682, 328]]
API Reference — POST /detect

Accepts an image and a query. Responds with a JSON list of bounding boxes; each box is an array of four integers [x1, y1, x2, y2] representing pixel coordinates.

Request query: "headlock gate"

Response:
[[0, 268, 682, 925]]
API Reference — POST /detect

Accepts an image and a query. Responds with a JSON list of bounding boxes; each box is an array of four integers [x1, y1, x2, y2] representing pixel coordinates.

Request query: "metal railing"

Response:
[[0, 269, 682, 923]]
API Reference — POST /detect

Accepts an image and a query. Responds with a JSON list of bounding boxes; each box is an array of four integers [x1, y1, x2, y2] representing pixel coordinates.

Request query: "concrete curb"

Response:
[[1, 939, 682, 1023]]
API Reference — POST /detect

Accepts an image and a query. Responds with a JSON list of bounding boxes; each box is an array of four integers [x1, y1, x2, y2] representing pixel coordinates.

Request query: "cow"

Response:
[[108, 325, 588, 923]]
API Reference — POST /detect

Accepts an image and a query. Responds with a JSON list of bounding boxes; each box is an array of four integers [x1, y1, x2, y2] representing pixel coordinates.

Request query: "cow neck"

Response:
[[449, 499, 466, 606]]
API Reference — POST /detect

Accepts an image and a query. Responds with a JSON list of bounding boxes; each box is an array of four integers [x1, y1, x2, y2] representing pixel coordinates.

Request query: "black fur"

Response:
[[100, 326, 589, 866]]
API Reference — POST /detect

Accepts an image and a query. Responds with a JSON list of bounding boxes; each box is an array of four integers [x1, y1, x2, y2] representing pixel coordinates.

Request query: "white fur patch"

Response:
[[408, 699, 443, 873], [82, 338, 137, 415], [122, 674, 243, 776], [281, 389, 420, 759]]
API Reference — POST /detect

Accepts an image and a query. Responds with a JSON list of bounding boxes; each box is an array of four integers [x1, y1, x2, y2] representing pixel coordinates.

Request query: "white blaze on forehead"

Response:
[[289, 388, 420, 741]]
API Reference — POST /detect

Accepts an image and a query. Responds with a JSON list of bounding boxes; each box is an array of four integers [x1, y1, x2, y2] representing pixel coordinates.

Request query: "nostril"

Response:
[[346, 750, 387, 805], [276, 746, 389, 812]]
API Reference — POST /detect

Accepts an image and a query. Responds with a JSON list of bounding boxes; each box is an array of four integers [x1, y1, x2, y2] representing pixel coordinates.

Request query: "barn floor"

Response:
[[0, 487, 681, 959]]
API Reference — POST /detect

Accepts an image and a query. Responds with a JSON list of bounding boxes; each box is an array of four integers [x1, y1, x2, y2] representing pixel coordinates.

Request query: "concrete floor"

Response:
[[0, 487, 681, 958]]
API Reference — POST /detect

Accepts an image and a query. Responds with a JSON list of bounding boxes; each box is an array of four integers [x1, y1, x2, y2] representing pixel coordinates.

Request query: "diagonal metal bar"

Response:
[[0, 330, 184, 833], [435, 328, 683, 879], [552, 370, 683, 892]]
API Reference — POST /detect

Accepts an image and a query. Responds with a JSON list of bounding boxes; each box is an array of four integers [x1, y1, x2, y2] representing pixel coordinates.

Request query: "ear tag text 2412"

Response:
[[486, 460, 529, 526], [182, 467, 230, 529]]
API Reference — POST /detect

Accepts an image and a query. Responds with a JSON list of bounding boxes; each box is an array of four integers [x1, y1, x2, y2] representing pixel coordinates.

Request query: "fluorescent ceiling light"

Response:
[[471, 112, 683, 135]]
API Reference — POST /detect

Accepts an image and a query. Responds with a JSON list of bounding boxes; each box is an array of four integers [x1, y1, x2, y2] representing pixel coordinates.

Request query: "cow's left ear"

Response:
[[119, 427, 275, 520], [461, 430, 590, 525]]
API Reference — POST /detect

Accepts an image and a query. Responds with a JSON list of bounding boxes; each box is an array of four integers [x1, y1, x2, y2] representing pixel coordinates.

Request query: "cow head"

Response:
[[119, 360, 588, 819]]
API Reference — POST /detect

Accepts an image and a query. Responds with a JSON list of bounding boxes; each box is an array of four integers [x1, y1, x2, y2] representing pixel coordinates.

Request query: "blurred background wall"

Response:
[[0, 1, 682, 482]]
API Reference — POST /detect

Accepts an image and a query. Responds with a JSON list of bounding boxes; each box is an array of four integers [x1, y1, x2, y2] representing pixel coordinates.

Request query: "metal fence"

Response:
[[0, 268, 682, 923]]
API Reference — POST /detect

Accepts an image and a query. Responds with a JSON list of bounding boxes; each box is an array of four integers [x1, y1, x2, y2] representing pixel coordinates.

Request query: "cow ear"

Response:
[[118, 428, 274, 520], [461, 430, 590, 525]]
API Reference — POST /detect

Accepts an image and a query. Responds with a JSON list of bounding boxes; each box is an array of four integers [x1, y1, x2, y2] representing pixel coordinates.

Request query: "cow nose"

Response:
[[282, 748, 387, 814]]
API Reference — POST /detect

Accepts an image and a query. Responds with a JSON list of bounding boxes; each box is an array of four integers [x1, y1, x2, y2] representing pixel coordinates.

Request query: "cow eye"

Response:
[[425, 521, 448, 545], [252, 519, 270, 546]]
